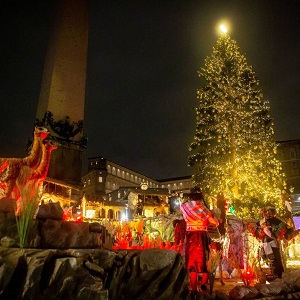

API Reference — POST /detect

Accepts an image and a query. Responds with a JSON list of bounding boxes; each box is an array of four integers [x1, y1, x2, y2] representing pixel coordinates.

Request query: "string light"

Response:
[[188, 33, 286, 219]]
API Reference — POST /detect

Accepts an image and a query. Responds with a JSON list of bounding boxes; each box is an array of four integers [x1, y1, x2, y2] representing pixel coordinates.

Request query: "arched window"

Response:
[[108, 209, 114, 219]]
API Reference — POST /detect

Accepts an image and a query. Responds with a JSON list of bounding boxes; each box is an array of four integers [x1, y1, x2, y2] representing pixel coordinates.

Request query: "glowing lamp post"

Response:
[[140, 182, 148, 191], [140, 182, 148, 215]]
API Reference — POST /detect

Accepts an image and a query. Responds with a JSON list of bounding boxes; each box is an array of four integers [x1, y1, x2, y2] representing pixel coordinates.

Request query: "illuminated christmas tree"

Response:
[[188, 29, 287, 219]]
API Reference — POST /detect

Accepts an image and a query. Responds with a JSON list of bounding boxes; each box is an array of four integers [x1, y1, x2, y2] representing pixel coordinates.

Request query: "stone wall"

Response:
[[0, 199, 112, 249], [0, 200, 189, 299], [0, 248, 189, 300], [0, 211, 111, 250]]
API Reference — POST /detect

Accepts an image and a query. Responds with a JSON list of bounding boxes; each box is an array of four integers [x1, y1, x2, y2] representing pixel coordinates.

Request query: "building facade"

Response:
[[79, 156, 192, 219], [80, 139, 300, 216], [81, 156, 193, 200], [277, 139, 300, 212]]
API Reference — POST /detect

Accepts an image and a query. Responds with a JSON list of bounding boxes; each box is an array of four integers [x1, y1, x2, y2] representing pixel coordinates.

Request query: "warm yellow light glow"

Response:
[[85, 209, 96, 218], [220, 24, 227, 33], [189, 30, 287, 219], [215, 20, 231, 35]]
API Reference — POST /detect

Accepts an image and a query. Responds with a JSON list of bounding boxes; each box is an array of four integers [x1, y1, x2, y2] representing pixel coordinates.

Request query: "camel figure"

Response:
[[28, 140, 57, 183], [23, 126, 49, 169], [0, 126, 49, 199], [15, 140, 57, 215]]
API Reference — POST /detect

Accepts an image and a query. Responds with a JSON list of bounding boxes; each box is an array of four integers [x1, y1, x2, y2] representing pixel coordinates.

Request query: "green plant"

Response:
[[15, 181, 40, 248]]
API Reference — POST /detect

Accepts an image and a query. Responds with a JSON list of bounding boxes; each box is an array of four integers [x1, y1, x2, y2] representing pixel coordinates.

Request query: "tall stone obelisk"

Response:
[[36, 0, 89, 185]]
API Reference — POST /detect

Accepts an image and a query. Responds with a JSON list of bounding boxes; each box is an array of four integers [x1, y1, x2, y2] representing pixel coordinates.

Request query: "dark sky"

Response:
[[0, 1, 299, 180]]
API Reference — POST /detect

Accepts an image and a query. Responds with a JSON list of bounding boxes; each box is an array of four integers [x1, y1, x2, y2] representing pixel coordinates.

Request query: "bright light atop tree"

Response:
[[220, 24, 227, 33], [215, 21, 231, 35]]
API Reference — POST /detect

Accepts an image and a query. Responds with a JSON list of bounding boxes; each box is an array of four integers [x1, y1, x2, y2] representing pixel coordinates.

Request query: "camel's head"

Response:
[[43, 140, 58, 151], [34, 126, 49, 140]]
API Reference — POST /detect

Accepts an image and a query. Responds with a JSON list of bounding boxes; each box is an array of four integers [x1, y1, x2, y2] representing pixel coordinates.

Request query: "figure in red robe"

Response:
[[180, 187, 219, 297]]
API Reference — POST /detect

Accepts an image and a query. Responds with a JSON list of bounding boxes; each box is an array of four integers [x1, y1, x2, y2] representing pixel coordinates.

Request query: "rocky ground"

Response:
[[0, 246, 299, 300], [0, 200, 299, 299], [0, 247, 189, 300], [197, 264, 300, 300]]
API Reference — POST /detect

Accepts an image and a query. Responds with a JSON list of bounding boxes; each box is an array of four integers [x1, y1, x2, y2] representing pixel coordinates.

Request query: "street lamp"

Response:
[[140, 182, 148, 191], [140, 182, 148, 216]]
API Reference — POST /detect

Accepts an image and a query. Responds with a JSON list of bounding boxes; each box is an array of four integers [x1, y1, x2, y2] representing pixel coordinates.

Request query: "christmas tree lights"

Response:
[[188, 33, 286, 219]]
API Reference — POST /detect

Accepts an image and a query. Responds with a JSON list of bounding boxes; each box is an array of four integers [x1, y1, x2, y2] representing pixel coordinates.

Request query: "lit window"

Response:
[[88, 179, 90, 185], [99, 177, 103, 183], [86, 210, 95, 218]]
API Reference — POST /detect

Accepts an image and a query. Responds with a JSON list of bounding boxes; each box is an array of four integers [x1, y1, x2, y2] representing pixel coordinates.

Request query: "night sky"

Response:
[[0, 1, 299, 180]]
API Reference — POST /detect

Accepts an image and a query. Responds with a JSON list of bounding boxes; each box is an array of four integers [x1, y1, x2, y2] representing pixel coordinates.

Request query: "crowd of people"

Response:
[[173, 187, 298, 300]]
